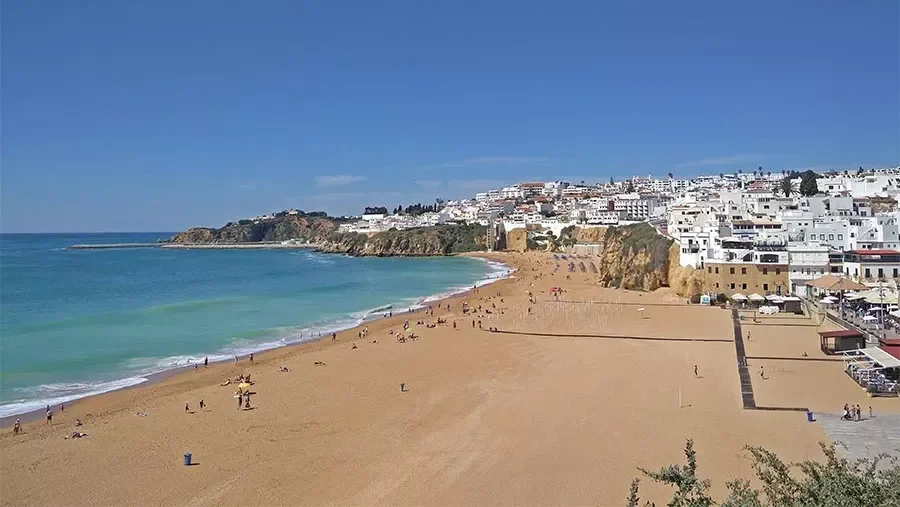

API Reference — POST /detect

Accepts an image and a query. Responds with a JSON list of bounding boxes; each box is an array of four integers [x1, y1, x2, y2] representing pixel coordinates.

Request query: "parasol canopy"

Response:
[[731, 293, 748, 301], [748, 293, 765, 302]]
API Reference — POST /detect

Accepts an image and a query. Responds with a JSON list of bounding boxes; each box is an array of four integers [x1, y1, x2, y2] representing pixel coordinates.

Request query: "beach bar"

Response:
[[819, 329, 865, 354], [841, 347, 900, 396]]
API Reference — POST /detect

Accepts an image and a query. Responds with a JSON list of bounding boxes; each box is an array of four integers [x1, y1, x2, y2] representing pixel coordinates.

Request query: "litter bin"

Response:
[[184, 453, 192, 466], [806, 411, 814, 422]]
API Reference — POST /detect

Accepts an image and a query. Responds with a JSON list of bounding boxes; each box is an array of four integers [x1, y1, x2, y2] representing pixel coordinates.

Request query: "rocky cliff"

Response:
[[667, 243, 710, 297], [590, 223, 673, 291], [170, 215, 339, 244], [169, 216, 487, 257], [317, 224, 487, 256]]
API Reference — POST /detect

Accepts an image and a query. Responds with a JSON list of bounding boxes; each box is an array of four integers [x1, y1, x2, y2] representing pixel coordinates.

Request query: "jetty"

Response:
[[68, 242, 318, 250], [69, 243, 162, 250]]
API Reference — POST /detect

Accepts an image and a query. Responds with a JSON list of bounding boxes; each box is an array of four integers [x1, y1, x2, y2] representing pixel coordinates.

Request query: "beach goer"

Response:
[[185, 402, 190, 413], [869, 406, 873, 418], [199, 399, 205, 410], [694, 365, 698, 377], [332, 332, 337, 342], [352, 343, 357, 349], [74, 418, 82, 427], [237, 392, 243, 410], [249, 353, 254, 364], [472, 320, 475, 328], [13, 419, 20, 435], [46, 408, 53, 425], [856, 404, 862, 420], [842, 403, 850, 420], [453, 321, 456, 329], [60, 403, 64, 413], [204, 356, 208, 368], [759, 366, 765, 379]]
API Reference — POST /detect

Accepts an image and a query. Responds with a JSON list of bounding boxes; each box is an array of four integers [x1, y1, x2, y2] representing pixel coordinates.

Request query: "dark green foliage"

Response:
[[364, 206, 388, 215], [799, 170, 819, 196], [626, 181, 636, 192], [237, 219, 252, 225], [690, 294, 702, 304], [629, 441, 900, 507], [716, 293, 727, 304]]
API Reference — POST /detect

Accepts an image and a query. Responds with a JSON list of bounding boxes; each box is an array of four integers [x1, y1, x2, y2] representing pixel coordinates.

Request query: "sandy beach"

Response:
[[2, 251, 898, 506]]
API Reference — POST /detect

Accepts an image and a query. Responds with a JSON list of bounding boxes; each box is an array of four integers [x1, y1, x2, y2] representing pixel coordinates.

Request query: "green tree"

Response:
[[668, 172, 674, 180], [609, 176, 615, 185], [799, 170, 819, 196], [777, 177, 798, 196]]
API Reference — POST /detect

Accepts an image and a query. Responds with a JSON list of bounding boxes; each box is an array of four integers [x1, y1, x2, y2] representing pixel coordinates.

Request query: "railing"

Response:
[[802, 297, 882, 345]]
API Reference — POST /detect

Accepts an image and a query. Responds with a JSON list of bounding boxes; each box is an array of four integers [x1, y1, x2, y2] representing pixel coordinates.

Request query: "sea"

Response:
[[0, 233, 510, 417]]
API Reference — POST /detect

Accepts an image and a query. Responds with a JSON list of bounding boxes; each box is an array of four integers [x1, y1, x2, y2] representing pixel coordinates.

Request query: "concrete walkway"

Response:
[[814, 411, 900, 466]]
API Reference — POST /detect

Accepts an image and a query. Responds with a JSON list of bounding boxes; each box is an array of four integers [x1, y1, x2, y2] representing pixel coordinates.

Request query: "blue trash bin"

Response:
[[806, 411, 814, 422], [184, 453, 192, 466]]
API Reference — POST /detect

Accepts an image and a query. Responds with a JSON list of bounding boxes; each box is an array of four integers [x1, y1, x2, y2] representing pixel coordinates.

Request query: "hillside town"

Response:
[[339, 167, 900, 291]]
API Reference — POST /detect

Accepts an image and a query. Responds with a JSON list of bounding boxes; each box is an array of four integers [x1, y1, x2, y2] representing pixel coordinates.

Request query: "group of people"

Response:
[[841, 403, 870, 421]]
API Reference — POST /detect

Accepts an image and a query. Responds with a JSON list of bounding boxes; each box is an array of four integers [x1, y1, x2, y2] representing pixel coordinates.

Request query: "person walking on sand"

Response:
[[237, 391, 243, 410], [199, 399, 205, 410], [46, 408, 52, 425], [332, 332, 336, 342], [185, 402, 190, 413], [694, 365, 698, 377], [472, 320, 475, 328], [204, 356, 208, 368], [759, 366, 765, 379], [13, 419, 21, 435], [249, 353, 254, 364]]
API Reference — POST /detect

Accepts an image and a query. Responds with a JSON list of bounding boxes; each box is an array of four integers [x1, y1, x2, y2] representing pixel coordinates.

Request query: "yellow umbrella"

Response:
[[238, 382, 251, 390]]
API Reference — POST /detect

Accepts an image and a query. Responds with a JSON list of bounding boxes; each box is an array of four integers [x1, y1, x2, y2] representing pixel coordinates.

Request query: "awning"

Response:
[[846, 347, 900, 369], [806, 275, 868, 291], [766, 294, 782, 301]]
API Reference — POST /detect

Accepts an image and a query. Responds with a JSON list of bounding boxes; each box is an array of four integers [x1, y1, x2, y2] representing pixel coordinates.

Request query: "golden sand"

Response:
[[1, 252, 897, 506]]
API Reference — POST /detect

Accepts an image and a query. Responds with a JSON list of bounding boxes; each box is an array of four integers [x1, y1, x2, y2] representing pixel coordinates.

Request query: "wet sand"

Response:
[[1, 252, 897, 506]]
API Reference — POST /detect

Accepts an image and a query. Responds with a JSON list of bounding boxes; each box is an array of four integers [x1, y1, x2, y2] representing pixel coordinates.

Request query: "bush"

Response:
[[627, 440, 900, 507], [716, 293, 728, 304], [689, 294, 702, 304]]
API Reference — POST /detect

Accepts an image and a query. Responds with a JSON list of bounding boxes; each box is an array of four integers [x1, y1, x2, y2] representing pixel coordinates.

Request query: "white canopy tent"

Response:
[[843, 347, 900, 370]]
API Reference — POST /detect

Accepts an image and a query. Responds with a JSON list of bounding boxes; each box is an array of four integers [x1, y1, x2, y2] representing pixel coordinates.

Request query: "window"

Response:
[[715, 267, 719, 274], [730, 267, 735, 274], [775, 268, 781, 275], [730, 283, 735, 290], [715, 283, 719, 288], [829, 234, 834, 240], [838, 234, 843, 240], [763, 283, 769, 291], [894, 268, 898, 278], [741, 267, 747, 275], [878, 268, 884, 279], [741, 283, 747, 290], [707, 267, 711, 273], [865, 268, 871, 279], [762, 268, 768, 275]]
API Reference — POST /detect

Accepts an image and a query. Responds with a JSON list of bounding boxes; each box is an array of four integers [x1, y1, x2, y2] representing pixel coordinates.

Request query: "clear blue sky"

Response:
[[2, 0, 898, 232]]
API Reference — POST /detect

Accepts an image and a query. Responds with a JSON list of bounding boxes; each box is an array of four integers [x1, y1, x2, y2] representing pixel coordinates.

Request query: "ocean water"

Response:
[[0, 233, 509, 417]]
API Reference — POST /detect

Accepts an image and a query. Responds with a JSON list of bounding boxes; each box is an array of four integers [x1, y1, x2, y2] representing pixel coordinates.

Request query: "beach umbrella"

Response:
[[731, 293, 748, 301], [862, 315, 878, 322], [238, 382, 251, 390], [820, 296, 838, 303], [868, 307, 884, 312], [748, 293, 765, 302]]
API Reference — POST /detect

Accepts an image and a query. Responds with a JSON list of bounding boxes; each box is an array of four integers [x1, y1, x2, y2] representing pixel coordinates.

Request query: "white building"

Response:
[[788, 244, 830, 296]]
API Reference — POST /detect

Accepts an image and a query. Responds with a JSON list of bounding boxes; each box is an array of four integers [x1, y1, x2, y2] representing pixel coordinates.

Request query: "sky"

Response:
[[1, 1, 898, 233]]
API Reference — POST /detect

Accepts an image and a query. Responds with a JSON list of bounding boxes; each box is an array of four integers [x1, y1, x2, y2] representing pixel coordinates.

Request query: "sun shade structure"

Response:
[[731, 293, 747, 301], [806, 274, 868, 291], [748, 293, 765, 302], [843, 347, 900, 369]]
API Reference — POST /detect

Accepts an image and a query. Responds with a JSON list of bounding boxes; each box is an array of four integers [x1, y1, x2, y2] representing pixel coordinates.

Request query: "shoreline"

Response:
[[0, 254, 514, 425]]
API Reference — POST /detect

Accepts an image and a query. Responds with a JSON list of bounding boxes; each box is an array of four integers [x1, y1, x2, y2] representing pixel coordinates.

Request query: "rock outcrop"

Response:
[[169, 216, 486, 257], [667, 243, 710, 297], [504, 228, 528, 252], [590, 223, 673, 291]]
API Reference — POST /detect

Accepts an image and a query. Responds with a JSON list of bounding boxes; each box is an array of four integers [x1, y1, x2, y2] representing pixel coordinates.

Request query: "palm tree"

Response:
[[778, 176, 798, 196], [667, 172, 674, 180], [719, 172, 724, 179]]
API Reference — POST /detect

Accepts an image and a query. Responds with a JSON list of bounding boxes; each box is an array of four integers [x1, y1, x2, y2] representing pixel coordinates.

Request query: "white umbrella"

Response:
[[731, 293, 748, 301], [862, 315, 878, 322], [748, 293, 765, 302], [765, 294, 782, 301], [868, 307, 884, 312], [890, 310, 900, 318], [820, 296, 838, 303]]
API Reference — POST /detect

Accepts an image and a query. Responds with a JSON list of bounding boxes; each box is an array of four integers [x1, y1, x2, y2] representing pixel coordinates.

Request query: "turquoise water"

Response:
[[0, 233, 508, 417]]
